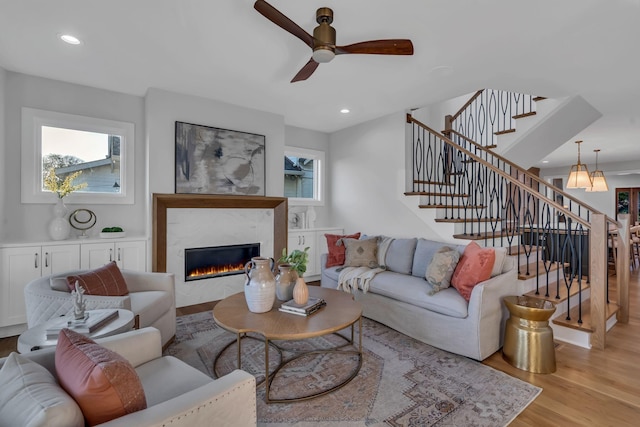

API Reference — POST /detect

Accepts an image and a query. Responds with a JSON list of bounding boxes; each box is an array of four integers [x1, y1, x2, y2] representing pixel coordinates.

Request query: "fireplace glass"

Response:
[[185, 243, 260, 281]]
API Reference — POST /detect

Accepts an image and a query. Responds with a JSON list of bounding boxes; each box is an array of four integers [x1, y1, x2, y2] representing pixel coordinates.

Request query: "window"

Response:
[[21, 108, 135, 204], [616, 187, 640, 224], [284, 147, 324, 205]]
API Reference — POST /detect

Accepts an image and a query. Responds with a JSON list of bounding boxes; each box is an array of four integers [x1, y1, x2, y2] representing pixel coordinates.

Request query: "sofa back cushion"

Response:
[[411, 238, 465, 278], [0, 352, 84, 427], [385, 238, 418, 274]]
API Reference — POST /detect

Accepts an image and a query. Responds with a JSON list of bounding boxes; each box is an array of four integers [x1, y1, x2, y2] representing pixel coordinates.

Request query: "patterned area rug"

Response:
[[164, 312, 541, 426]]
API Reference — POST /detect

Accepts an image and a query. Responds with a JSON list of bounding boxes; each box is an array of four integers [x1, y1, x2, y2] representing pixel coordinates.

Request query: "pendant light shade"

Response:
[[585, 149, 609, 192], [566, 141, 592, 189]]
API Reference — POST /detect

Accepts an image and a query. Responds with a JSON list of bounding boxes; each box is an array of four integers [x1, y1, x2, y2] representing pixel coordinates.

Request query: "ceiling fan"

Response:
[[254, 0, 414, 82]]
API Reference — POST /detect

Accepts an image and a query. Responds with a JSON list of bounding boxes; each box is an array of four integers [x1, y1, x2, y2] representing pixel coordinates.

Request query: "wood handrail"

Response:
[[446, 128, 620, 229], [407, 114, 592, 228], [449, 90, 484, 122]]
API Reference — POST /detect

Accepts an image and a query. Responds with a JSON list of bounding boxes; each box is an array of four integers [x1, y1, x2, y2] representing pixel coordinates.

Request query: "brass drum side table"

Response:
[[502, 295, 557, 374]]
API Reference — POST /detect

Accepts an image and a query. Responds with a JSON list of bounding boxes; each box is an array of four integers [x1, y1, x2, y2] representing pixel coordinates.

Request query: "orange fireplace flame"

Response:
[[187, 263, 246, 278]]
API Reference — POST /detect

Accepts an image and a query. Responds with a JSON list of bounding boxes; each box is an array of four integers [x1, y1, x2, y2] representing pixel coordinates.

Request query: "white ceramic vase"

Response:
[[49, 198, 70, 241], [244, 257, 276, 313]]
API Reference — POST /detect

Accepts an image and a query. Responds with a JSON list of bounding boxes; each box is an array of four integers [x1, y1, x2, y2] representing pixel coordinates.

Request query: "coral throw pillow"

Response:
[[67, 261, 129, 296], [451, 242, 495, 301], [325, 232, 361, 267], [55, 329, 146, 426]]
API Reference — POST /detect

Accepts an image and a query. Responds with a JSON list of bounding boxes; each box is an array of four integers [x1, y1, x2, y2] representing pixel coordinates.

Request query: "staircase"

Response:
[[405, 89, 631, 350]]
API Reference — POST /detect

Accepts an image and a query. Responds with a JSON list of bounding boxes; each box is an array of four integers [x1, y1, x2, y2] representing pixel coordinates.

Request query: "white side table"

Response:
[[18, 309, 135, 353]]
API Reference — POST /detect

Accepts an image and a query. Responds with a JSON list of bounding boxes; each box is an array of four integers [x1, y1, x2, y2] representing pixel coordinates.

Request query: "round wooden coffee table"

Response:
[[213, 286, 363, 403]]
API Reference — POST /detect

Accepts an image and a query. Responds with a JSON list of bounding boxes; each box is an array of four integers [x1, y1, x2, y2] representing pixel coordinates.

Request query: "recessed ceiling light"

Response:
[[340, 108, 350, 114], [60, 34, 81, 45], [542, 160, 549, 164]]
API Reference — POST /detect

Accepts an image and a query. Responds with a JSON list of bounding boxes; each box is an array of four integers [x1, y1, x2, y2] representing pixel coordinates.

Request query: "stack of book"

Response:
[[46, 310, 119, 339], [278, 297, 326, 316]]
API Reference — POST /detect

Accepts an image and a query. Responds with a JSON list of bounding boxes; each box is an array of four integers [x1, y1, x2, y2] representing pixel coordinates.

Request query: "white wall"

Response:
[[329, 110, 441, 239], [2, 72, 146, 242], [0, 67, 5, 240]]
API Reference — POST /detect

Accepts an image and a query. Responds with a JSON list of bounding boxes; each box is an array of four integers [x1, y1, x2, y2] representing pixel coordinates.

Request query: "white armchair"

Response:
[[24, 270, 176, 347], [0, 327, 257, 427]]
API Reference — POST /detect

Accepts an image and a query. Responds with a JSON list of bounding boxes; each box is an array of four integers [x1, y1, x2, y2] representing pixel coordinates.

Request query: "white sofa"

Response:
[[24, 270, 176, 347], [321, 237, 518, 361], [0, 327, 256, 427]]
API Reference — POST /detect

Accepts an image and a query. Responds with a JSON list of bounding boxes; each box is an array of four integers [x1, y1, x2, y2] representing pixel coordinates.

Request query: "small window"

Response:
[[21, 108, 135, 204], [284, 147, 324, 205]]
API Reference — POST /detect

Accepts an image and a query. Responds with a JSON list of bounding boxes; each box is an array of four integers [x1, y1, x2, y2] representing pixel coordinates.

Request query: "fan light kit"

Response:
[[60, 34, 81, 45], [254, 0, 414, 82]]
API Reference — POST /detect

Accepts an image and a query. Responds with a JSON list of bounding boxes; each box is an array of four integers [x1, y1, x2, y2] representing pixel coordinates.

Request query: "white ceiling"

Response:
[[1, 0, 639, 170]]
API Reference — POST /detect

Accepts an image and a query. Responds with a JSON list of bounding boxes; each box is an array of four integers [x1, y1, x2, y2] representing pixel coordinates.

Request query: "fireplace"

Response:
[[184, 243, 260, 281]]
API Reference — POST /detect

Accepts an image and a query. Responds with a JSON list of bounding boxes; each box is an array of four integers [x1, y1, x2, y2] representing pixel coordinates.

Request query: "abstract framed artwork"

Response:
[[175, 122, 265, 195]]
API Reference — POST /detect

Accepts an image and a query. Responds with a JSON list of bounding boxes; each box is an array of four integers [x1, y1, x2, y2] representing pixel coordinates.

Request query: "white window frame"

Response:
[[21, 107, 135, 204], [284, 146, 325, 206]]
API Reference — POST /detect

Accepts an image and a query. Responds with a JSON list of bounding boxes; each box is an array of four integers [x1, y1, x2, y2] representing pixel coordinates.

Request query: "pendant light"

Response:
[[585, 149, 609, 192], [566, 140, 591, 189]]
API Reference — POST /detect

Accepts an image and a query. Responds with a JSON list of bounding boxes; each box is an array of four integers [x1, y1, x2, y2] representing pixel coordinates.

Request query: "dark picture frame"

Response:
[[175, 122, 265, 196]]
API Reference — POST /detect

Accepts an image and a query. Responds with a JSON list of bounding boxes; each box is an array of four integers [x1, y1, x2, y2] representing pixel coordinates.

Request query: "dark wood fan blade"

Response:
[[291, 58, 319, 83], [336, 39, 414, 55], [254, 0, 314, 49]]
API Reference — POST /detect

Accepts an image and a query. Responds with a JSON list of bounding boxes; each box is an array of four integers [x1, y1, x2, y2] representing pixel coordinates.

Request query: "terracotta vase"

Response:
[[293, 277, 309, 305], [275, 264, 297, 301], [243, 257, 276, 313]]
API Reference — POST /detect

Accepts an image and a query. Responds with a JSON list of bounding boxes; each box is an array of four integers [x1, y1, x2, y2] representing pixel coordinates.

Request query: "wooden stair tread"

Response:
[[483, 144, 497, 150], [533, 96, 547, 102], [495, 129, 516, 135], [435, 217, 500, 223], [418, 204, 485, 209], [517, 261, 567, 280], [412, 180, 454, 186], [552, 301, 619, 332], [452, 231, 511, 240], [405, 191, 468, 197], [525, 279, 589, 304], [513, 111, 537, 119]]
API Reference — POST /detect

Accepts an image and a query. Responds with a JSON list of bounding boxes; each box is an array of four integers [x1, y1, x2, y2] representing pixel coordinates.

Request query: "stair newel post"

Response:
[[590, 214, 608, 350], [615, 214, 630, 325]]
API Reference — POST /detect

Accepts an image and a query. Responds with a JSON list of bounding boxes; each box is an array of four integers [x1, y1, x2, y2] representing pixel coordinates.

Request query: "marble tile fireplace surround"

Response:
[[152, 194, 287, 308]]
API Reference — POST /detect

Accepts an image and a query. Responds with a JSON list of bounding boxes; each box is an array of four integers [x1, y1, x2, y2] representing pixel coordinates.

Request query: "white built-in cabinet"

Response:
[[0, 237, 146, 328], [80, 240, 146, 272], [0, 245, 80, 327], [288, 227, 342, 279]]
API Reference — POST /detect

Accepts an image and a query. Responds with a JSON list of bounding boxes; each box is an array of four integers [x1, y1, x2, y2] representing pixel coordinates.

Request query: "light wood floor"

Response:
[[2, 277, 639, 425]]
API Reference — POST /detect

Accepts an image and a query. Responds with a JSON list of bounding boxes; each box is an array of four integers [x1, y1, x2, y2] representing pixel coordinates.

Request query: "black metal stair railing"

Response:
[[445, 89, 537, 149], [407, 113, 618, 332]]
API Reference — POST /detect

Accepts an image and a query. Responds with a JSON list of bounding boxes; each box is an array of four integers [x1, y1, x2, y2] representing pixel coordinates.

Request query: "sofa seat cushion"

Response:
[[135, 355, 212, 406], [368, 272, 468, 318], [129, 291, 172, 327]]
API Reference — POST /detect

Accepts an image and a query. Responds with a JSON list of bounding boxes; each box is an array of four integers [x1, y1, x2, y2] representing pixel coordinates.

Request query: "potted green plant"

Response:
[[278, 247, 310, 277], [278, 247, 310, 304]]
